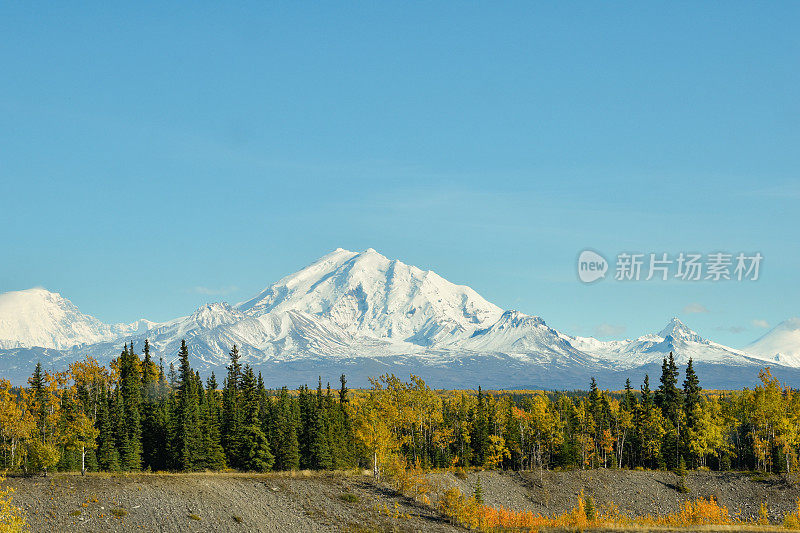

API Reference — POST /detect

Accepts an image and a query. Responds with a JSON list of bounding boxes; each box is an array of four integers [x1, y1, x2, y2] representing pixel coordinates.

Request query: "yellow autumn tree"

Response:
[[608, 398, 633, 469], [22, 364, 63, 475], [524, 393, 563, 472], [0, 380, 32, 471], [351, 380, 396, 480], [750, 368, 785, 472], [688, 398, 731, 468], [59, 386, 100, 475], [483, 435, 510, 468]]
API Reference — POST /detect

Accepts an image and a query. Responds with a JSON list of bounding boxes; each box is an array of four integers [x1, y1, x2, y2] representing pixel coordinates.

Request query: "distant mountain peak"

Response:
[[658, 317, 704, 343], [0, 287, 143, 350], [746, 317, 800, 366]]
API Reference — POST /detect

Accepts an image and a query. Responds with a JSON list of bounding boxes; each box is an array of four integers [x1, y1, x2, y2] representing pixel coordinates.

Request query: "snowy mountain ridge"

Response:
[[561, 317, 766, 370], [0, 249, 798, 387]]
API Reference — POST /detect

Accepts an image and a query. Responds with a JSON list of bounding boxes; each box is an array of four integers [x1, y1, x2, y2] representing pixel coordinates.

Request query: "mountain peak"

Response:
[[496, 310, 545, 327], [652, 318, 708, 352], [659, 317, 697, 339], [746, 317, 800, 364], [236, 248, 502, 344], [0, 287, 141, 350]]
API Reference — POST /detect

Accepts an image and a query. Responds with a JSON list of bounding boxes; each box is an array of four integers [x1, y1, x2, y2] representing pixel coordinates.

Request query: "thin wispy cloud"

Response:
[[683, 303, 709, 314], [714, 325, 746, 334], [752, 319, 770, 328], [595, 323, 626, 337], [189, 285, 240, 296]]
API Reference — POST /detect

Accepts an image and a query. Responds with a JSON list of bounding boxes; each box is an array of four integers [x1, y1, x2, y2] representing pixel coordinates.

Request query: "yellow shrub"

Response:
[[784, 499, 800, 529], [0, 477, 27, 533]]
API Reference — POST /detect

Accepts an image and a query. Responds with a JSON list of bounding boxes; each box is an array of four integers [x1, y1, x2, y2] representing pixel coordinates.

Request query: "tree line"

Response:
[[0, 342, 797, 477]]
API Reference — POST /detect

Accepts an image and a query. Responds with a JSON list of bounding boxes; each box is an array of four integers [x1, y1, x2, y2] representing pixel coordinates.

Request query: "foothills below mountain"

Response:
[[1, 248, 798, 388]]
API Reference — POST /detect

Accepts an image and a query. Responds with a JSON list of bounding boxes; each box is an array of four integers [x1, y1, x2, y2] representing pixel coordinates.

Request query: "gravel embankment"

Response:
[[8, 469, 800, 532], [431, 469, 800, 523], [6, 472, 460, 533]]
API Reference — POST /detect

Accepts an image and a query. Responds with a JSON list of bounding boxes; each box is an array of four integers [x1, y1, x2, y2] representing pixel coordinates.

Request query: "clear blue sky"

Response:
[[1, 2, 798, 348]]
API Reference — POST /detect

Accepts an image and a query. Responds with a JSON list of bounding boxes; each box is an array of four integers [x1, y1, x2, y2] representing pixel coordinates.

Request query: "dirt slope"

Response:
[[432, 469, 800, 523], [6, 472, 460, 533], [8, 469, 800, 532]]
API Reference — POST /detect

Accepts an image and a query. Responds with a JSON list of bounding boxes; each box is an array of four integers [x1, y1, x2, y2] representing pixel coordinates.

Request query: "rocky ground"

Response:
[[7, 469, 800, 532], [6, 471, 459, 533], [431, 468, 800, 523]]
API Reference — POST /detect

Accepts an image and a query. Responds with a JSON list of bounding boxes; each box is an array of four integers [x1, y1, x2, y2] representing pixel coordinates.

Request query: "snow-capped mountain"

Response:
[[0, 288, 151, 350], [237, 248, 503, 345], [562, 317, 767, 369], [746, 318, 800, 367], [0, 250, 797, 388]]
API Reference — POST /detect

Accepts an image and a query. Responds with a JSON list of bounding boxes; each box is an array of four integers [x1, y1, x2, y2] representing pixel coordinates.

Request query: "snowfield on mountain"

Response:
[[1, 248, 798, 388]]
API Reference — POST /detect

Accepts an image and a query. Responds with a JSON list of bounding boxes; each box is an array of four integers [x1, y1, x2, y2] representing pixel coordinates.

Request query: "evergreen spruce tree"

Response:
[[96, 385, 119, 471], [588, 377, 601, 412], [150, 358, 170, 471], [656, 353, 682, 468], [112, 383, 128, 467], [140, 339, 159, 470], [335, 374, 354, 468], [172, 340, 203, 470], [29, 362, 48, 437], [641, 374, 653, 409], [474, 476, 484, 504], [622, 378, 638, 468], [257, 372, 271, 434], [683, 358, 701, 426], [310, 406, 332, 470], [585, 495, 597, 521], [238, 424, 274, 472], [221, 345, 243, 468], [200, 373, 226, 470], [274, 387, 300, 471], [339, 374, 348, 405], [675, 455, 689, 493], [240, 366, 259, 425], [656, 353, 681, 421], [118, 344, 142, 470], [297, 385, 313, 469], [237, 365, 273, 471], [623, 378, 637, 411]]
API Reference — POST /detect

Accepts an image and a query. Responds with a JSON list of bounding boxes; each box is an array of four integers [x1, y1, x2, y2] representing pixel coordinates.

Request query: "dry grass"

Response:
[[28, 468, 369, 480], [436, 488, 800, 532]]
